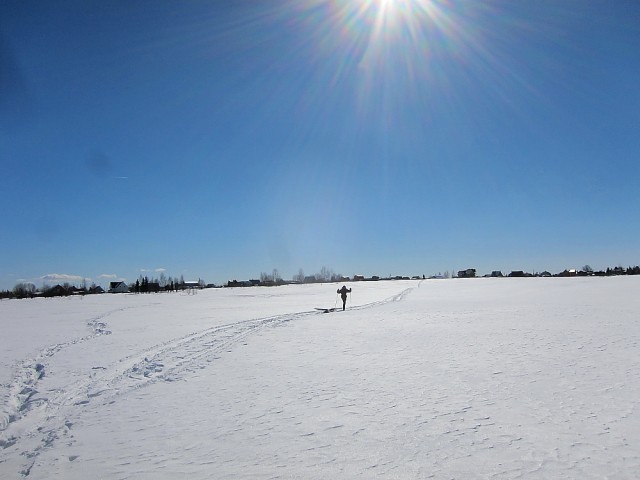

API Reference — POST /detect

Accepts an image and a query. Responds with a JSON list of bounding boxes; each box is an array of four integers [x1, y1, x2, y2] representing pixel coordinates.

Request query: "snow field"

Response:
[[1, 277, 639, 479]]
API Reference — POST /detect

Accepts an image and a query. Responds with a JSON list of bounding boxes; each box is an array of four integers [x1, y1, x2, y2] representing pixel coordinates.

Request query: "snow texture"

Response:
[[1, 277, 639, 479]]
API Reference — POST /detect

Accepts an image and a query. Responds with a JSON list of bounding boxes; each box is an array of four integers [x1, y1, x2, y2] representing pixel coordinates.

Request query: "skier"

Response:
[[337, 285, 352, 311]]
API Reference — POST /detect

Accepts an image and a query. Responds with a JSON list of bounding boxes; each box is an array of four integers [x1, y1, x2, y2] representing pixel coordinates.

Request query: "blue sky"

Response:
[[1, 0, 639, 289]]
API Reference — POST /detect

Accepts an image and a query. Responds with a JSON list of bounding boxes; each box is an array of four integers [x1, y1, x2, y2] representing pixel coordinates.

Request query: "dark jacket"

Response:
[[337, 286, 351, 298]]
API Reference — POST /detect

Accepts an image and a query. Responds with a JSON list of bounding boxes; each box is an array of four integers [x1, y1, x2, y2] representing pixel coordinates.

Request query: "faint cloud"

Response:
[[98, 273, 118, 279], [40, 273, 87, 284], [140, 268, 166, 273], [98, 274, 126, 284]]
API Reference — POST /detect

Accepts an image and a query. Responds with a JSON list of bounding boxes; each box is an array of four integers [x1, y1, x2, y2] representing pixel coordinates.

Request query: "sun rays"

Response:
[[313, 0, 468, 103]]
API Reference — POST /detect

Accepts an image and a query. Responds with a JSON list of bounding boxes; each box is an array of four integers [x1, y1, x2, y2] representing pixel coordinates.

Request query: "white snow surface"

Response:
[[1, 277, 639, 479]]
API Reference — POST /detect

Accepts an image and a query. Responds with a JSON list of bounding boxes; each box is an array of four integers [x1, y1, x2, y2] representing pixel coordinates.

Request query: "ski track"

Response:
[[0, 285, 416, 477], [0, 307, 122, 433]]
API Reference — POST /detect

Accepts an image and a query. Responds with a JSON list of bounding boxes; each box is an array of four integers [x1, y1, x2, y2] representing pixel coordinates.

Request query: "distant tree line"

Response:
[[3, 263, 640, 300], [460, 264, 640, 279], [584, 265, 640, 277], [293, 266, 344, 284], [510, 265, 640, 278], [259, 269, 283, 285], [3, 281, 98, 299], [256, 266, 345, 286], [1, 272, 208, 299], [127, 273, 208, 293]]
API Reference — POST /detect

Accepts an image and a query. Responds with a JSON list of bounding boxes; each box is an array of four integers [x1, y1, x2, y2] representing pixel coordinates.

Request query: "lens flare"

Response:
[[316, 0, 467, 94]]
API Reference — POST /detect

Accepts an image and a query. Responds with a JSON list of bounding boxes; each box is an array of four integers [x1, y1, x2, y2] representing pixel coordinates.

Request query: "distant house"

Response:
[[89, 285, 105, 294], [44, 285, 70, 297], [109, 281, 129, 293], [490, 271, 503, 278], [353, 275, 365, 281], [458, 269, 476, 278], [226, 280, 253, 287], [508, 271, 526, 278], [557, 269, 577, 277]]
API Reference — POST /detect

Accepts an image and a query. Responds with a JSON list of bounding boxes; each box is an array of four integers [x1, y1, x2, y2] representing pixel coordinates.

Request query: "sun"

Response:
[[366, 0, 439, 23], [348, 0, 447, 61], [348, 0, 446, 47], [311, 0, 462, 92], [375, 0, 404, 26]]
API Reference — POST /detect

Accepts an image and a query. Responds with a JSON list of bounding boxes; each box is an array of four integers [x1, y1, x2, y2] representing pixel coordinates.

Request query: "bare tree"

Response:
[[13, 282, 36, 298], [293, 268, 305, 283], [316, 266, 336, 283]]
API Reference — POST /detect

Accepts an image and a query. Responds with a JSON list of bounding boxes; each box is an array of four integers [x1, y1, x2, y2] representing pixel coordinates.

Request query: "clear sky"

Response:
[[1, 0, 639, 290]]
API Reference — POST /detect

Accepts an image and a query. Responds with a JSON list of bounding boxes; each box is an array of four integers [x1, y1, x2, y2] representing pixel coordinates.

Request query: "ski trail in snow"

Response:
[[0, 285, 417, 477], [0, 307, 126, 435], [348, 284, 416, 311], [0, 306, 135, 476]]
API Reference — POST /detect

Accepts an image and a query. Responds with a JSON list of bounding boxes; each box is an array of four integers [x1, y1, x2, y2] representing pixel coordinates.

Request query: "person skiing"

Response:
[[337, 285, 352, 311]]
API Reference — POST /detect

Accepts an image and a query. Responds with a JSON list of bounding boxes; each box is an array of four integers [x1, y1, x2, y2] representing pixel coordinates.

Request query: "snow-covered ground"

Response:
[[1, 277, 639, 479]]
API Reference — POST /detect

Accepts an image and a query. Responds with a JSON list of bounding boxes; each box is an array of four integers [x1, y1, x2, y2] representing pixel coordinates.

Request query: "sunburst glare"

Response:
[[330, 0, 458, 71], [301, 0, 479, 121]]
